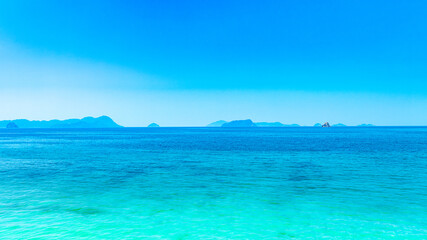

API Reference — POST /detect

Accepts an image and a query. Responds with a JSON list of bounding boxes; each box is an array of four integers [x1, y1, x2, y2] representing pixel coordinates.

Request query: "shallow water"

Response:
[[0, 127, 426, 239]]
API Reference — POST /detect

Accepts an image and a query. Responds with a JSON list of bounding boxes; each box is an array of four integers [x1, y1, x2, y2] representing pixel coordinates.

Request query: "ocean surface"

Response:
[[0, 127, 426, 239]]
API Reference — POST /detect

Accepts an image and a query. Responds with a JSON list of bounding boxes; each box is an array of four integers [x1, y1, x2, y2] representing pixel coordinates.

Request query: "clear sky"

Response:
[[0, 0, 426, 126]]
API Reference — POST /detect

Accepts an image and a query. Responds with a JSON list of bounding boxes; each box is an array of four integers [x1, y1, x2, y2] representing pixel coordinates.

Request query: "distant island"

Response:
[[222, 119, 257, 128], [207, 120, 373, 127], [1, 116, 375, 128], [322, 122, 331, 127], [0, 116, 122, 128], [147, 123, 160, 127], [207, 120, 302, 127], [206, 120, 228, 127]]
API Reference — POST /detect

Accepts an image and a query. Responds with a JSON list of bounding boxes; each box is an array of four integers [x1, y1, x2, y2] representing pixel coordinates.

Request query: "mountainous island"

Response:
[[208, 119, 300, 127], [206, 120, 228, 127], [1, 116, 374, 128], [221, 119, 257, 127], [208, 120, 372, 127], [0, 116, 122, 128]]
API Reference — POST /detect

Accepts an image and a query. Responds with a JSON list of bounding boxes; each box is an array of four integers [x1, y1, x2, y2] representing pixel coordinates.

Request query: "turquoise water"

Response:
[[0, 127, 426, 239]]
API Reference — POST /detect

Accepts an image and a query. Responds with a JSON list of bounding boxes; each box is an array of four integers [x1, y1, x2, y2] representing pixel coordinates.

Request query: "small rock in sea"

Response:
[[322, 122, 330, 127]]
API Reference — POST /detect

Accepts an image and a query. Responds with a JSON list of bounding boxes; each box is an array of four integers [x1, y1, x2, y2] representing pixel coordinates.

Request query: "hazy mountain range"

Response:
[[207, 120, 375, 127], [208, 120, 301, 127], [1, 116, 122, 128], [222, 120, 257, 128], [206, 120, 228, 127], [1, 116, 374, 128]]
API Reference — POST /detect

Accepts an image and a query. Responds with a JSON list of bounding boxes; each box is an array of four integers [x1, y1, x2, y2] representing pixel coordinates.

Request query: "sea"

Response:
[[0, 127, 426, 239]]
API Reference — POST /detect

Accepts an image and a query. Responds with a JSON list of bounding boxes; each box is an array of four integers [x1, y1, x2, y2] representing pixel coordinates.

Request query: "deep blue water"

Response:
[[0, 127, 426, 239]]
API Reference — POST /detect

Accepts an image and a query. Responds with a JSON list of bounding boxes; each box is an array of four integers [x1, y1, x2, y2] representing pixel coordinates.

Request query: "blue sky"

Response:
[[0, 0, 426, 126]]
